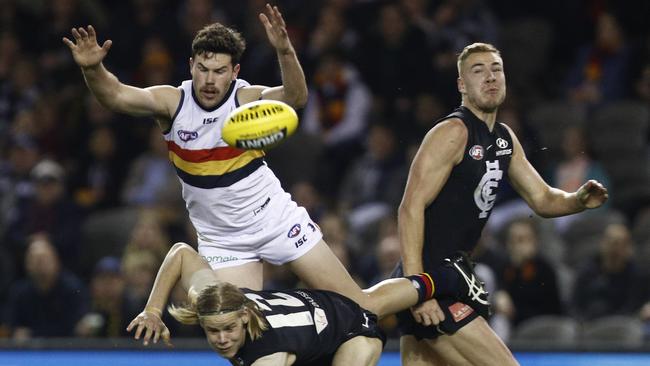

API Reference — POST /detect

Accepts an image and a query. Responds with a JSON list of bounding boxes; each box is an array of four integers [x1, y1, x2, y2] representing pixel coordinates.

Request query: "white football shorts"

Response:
[[197, 202, 322, 269]]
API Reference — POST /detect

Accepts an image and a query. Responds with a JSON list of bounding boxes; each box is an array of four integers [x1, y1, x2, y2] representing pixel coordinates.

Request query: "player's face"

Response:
[[203, 313, 248, 359], [190, 53, 240, 109], [459, 52, 506, 113]]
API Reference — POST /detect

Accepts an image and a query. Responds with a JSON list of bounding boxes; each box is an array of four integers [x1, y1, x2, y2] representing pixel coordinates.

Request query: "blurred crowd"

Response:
[[1, 0, 650, 345]]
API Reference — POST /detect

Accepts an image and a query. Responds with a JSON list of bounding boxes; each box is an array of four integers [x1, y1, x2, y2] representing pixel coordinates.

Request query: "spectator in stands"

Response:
[[76, 256, 140, 337], [73, 124, 123, 210], [122, 209, 172, 266], [493, 217, 563, 333], [4, 158, 83, 274], [551, 125, 610, 232], [572, 222, 646, 320], [4, 234, 88, 339], [289, 180, 327, 223], [318, 212, 364, 284], [121, 126, 182, 210], [338, 123, 407, 238], [305, 5, 358, 66], [0, 58, 40, 129], [0, 134, 40, 258], [369, 234, 401, 286], [122, 250, 159, 309], [356, 2, 431, 114], [565, 12, 630, 107], [302, 49, 371, 196]]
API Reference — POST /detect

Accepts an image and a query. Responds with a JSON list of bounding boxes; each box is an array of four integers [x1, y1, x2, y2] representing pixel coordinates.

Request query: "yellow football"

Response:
[[222, 100, 298, 150]]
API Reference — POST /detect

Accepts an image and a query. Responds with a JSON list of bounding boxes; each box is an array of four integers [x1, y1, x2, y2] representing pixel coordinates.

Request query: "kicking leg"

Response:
[[288, 240, 434, 317], [287, 240, 370, 307]]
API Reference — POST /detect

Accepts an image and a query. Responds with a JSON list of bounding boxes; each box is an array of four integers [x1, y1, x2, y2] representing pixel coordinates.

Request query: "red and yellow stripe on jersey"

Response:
[[167, 140, 265, 188]]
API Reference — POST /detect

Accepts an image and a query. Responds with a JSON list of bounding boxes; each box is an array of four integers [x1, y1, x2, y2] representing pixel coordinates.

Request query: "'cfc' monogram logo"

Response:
[[474, 160, 503, 218]]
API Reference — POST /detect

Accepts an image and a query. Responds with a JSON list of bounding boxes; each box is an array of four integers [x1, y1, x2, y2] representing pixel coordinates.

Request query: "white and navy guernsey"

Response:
[[164, 79, 264, 189], [232, 289, 385, 366], [164, 79, 286, 241], [402, 106, 514, 271]]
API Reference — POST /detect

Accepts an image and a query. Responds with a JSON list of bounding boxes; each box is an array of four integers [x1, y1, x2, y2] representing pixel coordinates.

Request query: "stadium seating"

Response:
[[510, 315, 580, 349]]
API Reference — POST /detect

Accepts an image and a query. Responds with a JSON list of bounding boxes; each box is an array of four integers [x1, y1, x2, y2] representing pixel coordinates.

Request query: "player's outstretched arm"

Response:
[[126, 242, 218, 346], [240, 4, 307, 108], [505, 124, 608, 217], [63, 25, 178, 123]]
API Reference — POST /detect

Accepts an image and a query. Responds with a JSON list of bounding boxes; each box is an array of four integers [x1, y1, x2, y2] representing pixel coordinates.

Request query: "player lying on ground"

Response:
[[126, 242, 484, 365]]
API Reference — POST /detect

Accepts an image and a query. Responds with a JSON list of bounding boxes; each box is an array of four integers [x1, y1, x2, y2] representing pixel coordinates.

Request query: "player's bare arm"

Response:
[[398, 118, 467, 326], [63, 25, 180, 129], [505, 124, 608, 217], [399, 119, 467, 276], [126, 242, 218, 346], [251, 352, 296, 366], [237, 4, 307, 107]]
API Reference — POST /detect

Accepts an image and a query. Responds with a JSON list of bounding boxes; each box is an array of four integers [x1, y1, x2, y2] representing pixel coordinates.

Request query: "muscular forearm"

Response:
[[276, 50, 307, 107], [143, 243, 185, 315], [533, 187, 585, 218], [81, 63, 124, 111], [398, 203, 426, 275]]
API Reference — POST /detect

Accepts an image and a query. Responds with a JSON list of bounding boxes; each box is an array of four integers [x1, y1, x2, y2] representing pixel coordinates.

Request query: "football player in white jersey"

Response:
[[63, 4, 410, 320]]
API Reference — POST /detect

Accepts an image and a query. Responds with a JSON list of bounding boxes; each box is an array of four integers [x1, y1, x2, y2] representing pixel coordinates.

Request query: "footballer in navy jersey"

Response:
[[232, 289, 384, 366], [127, 242, 443, 366], [396, 43, 608, 366]]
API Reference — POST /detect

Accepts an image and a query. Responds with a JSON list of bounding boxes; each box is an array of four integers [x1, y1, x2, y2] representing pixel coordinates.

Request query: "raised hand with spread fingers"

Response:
[[62, 25, 112, 69]]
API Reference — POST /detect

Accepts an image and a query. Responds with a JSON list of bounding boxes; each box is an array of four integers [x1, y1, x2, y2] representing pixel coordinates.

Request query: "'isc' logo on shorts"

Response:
[[294, 235, 307, 248]]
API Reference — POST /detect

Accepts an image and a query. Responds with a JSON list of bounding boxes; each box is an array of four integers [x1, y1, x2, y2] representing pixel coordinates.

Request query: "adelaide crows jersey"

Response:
[[163, 79, 292, 242], [231, 289, 384, 366], [421, 106, 513, 269]]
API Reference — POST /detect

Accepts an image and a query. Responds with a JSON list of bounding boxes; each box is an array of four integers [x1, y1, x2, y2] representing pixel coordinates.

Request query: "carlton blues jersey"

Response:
[[421, 106, 513, 269], [231, 289, 384, 366], [163, 79, 292, 241]]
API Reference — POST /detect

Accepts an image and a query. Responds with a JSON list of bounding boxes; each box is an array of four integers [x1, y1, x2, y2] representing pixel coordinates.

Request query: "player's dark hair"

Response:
[[169, 283, 268, 340], [191, 23, 246, 64]]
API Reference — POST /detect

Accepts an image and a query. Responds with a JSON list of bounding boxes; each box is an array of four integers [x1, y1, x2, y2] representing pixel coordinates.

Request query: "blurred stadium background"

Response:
[[1, 0, 650, 364]]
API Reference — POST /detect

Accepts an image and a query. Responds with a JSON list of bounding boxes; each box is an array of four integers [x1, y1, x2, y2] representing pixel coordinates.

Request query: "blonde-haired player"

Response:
[[394, 42, 608, 365], [127, 242, 449, 365]]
